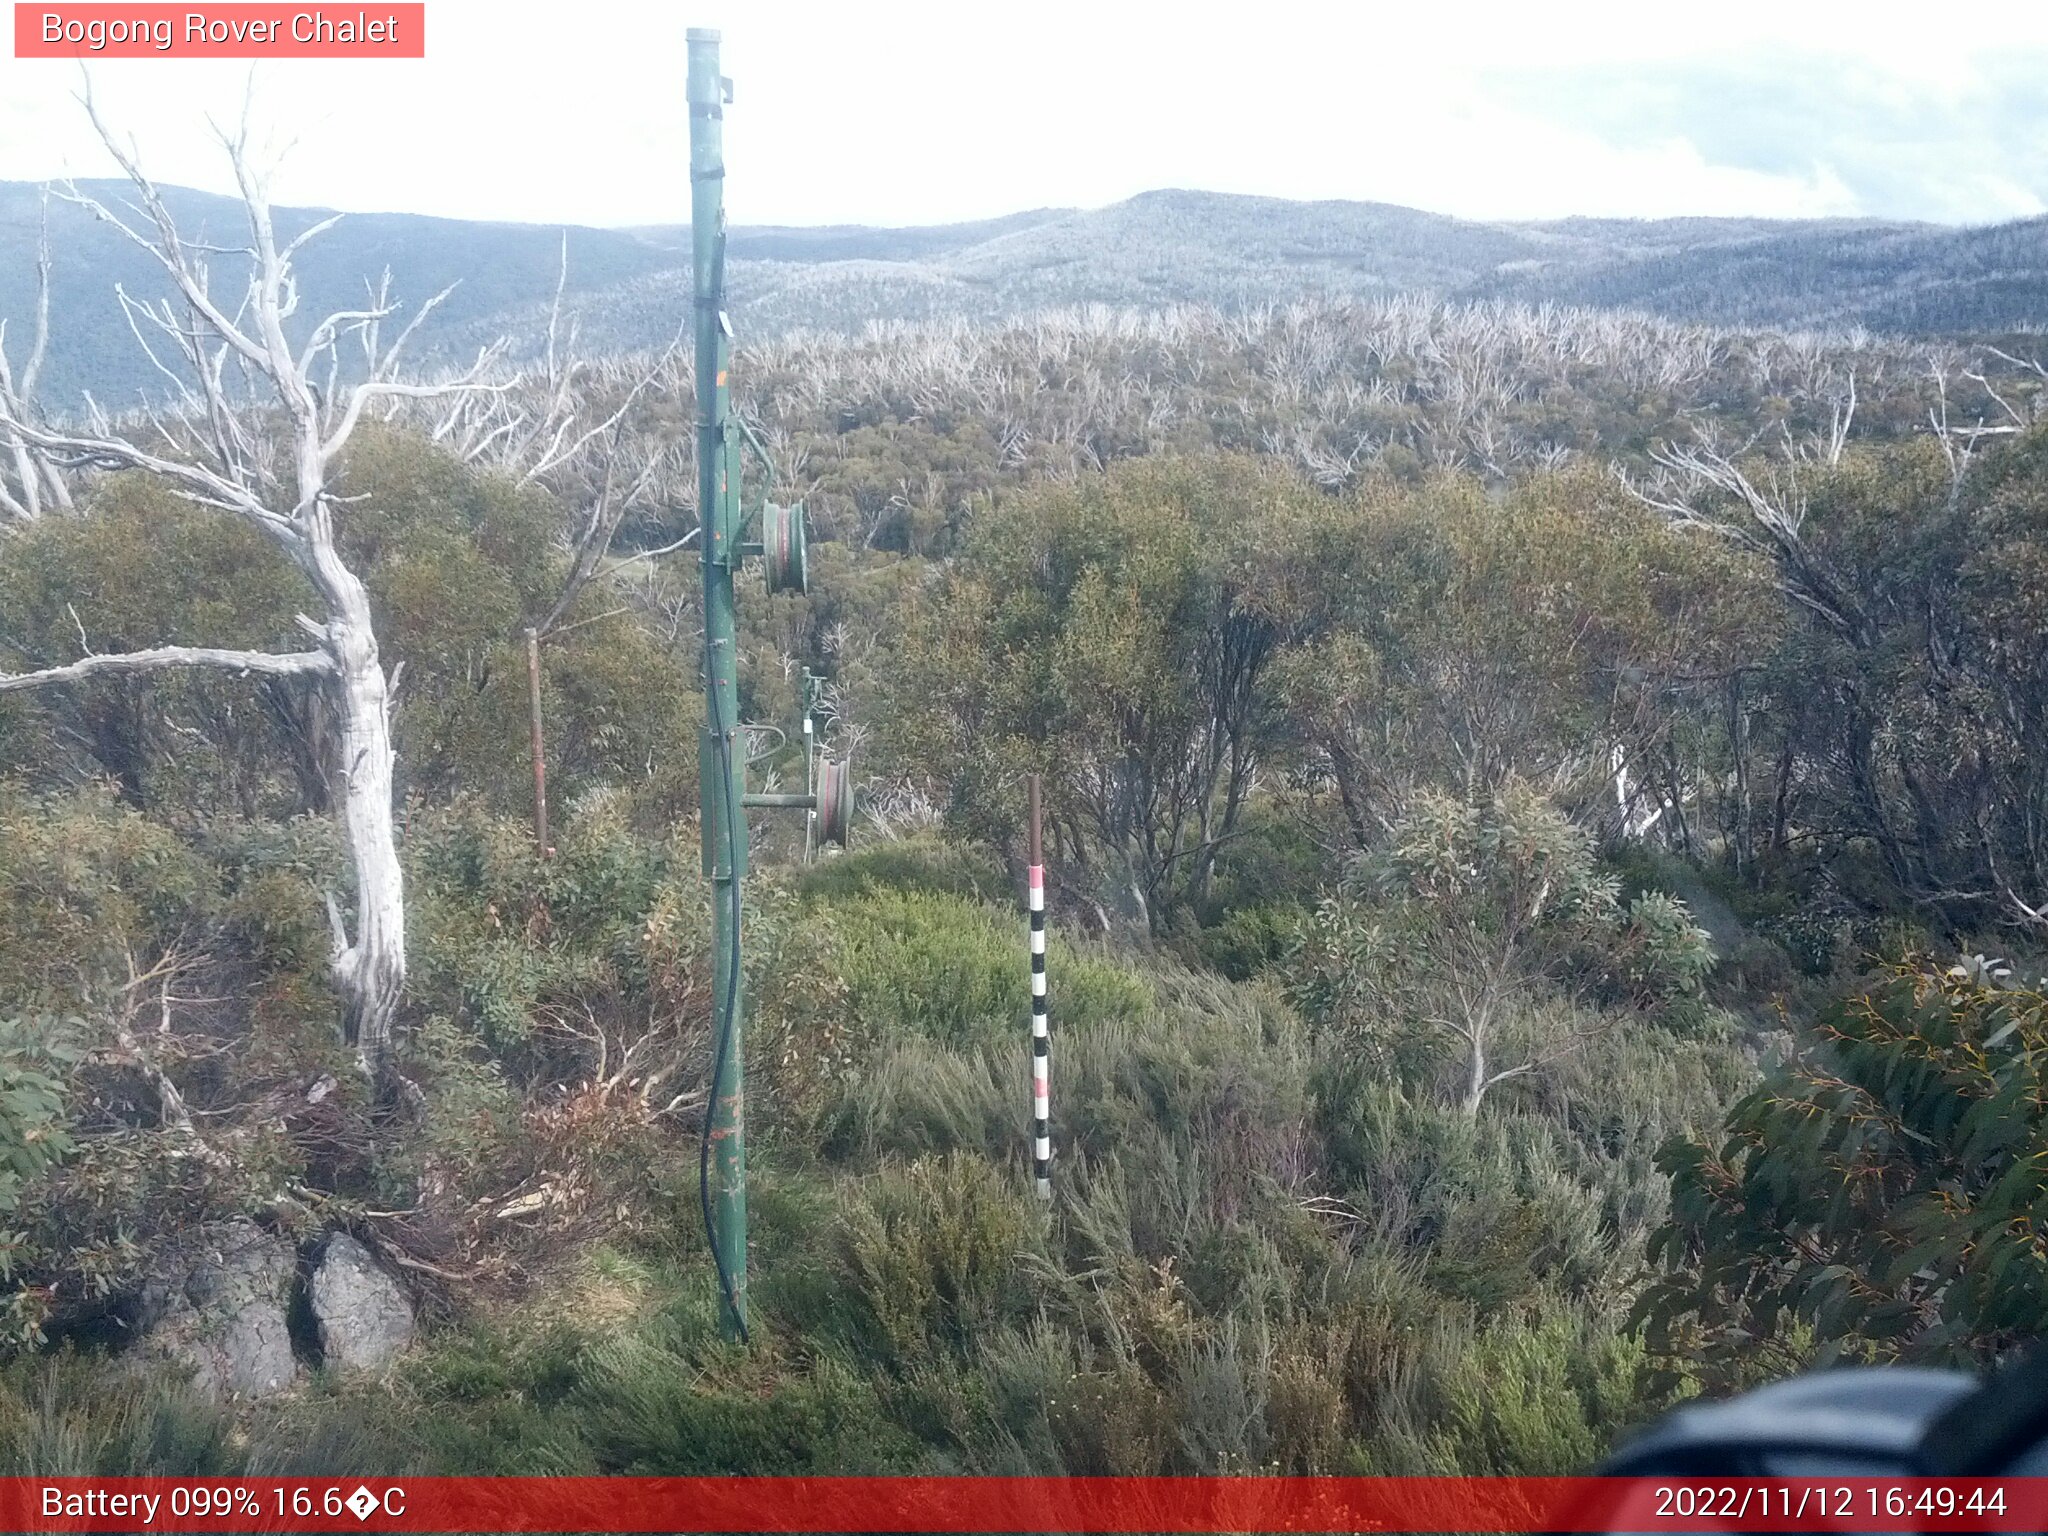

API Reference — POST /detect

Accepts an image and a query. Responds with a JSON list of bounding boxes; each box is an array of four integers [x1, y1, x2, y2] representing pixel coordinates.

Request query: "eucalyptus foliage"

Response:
[[1640, 961, 2048, 1382]]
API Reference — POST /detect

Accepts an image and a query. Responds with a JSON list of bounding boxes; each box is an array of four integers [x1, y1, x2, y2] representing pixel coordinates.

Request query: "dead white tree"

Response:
[[1621, 435, 1870, 649], [0, 97, 508, 1081], [423, 242, 692, 643], [0, 189, 75, 522]]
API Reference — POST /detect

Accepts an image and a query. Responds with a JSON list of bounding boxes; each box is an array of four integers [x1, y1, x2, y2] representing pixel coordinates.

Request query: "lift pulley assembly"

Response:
[[759, 501, 808, 595], [815, 752, 854, 848]]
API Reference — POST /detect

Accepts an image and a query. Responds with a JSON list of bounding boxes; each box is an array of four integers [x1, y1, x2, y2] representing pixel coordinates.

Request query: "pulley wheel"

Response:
[[762, 501, 809, 596], [816, 755, 854, 848]]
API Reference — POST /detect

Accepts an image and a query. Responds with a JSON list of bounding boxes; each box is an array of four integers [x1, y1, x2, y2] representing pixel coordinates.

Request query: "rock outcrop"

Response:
[[309, 1232, 415, 1372], [133, 1219, 299, 1400]]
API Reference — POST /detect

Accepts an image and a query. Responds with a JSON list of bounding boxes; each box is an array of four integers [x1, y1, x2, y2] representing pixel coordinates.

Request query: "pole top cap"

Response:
[[688, 27, 721, 41]]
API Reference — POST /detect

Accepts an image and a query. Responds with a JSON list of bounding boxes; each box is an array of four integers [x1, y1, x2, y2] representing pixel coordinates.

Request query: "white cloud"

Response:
[[0, 0, 2041, 226]]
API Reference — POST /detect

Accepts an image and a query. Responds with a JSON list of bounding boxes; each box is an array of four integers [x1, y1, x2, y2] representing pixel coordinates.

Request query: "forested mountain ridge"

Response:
[[0, 179, 685, 407], [4, 179, 2040, 409], [465, 190, 2048, 360], [1477, 212, 2048, 333]]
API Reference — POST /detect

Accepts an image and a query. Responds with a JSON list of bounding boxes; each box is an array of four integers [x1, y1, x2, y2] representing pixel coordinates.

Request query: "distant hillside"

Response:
[[0, 180, 684, 409], [715, 208, 1072, 264], [3, 181, 2042, 410], [1471, 214, 2048, 333], [468, 191, 2037, 362]]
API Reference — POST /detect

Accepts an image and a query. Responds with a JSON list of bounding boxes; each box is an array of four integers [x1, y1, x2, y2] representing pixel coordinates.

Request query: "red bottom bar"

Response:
[[3, 1476, 2045, 1534]]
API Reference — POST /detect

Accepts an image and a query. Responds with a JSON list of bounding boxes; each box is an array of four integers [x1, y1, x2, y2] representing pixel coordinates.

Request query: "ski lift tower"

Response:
[[688, 27, 852, 1343]]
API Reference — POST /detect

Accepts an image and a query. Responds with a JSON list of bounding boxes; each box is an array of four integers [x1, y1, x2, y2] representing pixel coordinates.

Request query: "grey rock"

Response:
[[134, 1219, 298, 1400], [310, 1232, 414, 1372]]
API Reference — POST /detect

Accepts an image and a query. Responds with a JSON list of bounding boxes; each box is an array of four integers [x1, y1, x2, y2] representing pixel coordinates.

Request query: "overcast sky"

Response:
[[2, 0, 2044, 229]]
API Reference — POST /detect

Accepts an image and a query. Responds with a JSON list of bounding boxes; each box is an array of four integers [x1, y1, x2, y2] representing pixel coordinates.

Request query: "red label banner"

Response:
[[0, 1476, 2043, 1533], [14, 5, 425, 58]]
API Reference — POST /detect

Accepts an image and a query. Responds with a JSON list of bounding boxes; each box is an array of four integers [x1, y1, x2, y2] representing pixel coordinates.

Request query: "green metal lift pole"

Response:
[[689, 26, 748, 1342]]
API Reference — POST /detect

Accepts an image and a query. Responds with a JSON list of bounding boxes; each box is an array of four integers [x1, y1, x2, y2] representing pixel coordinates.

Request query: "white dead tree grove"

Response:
[[425, 253, 690, 643], [0, 190, 75, 521], [0, 101, 507, 1080]]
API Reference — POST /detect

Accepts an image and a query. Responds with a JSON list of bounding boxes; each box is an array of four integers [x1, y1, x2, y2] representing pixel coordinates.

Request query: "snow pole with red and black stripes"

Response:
[[1028, 773, 1051, 1199]]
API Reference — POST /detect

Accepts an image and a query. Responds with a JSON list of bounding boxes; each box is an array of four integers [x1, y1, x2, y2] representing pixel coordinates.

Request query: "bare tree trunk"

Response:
[[1461, 1035, 1488, 1115], [1770, 728, 1797, 856], [525, 626, 549, 854], [320, 571, 405, 1069], [0, 189, 69, 524], [1729, 670, 1752, 877]]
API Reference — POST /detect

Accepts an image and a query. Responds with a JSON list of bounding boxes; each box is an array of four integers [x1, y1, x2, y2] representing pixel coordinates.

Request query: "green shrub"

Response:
[[1189, 904, 1305, 981], [1349, 1304, 1655, 1475], [0, 1015, 79, 1343], [1313, 1070, 1623, 1304], [971, 1319, 1177, 1475], [1199, 804, 1330, 923], [816, 1037, 1013, 1163], [833, 1153, 1044, 1369], [404, 795, 707, 1068], [1060, 971, 1308, 1207], [796, 838, 1008, 904], [573, 1340, 924, 1474], [830, 889, 1149, 1048], [0, 1352, 239, 1475], [0, 786, 213, 1011], [1286, 782, 1715, 1113]]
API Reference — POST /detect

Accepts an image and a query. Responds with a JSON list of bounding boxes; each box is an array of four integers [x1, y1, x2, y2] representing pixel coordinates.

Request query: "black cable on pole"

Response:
[[690, 173, 748, 1340], [700, 708, 749, 1345]]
